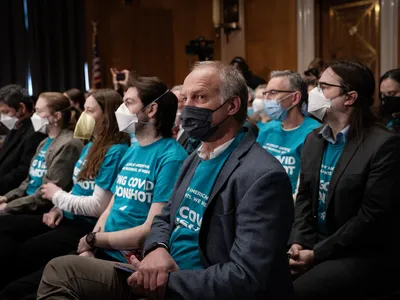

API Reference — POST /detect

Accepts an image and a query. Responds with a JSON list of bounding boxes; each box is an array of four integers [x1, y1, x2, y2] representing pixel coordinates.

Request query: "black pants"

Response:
[[293, 255, 397, 300], [0, 214, 93, 291], [0, 250, 118, 300]]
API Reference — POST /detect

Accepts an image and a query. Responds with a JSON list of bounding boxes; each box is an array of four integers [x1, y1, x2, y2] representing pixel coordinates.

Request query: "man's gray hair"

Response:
[[191, 61, 248, 124], [171, 85, 183, 92], [270, 70, 308, 105]]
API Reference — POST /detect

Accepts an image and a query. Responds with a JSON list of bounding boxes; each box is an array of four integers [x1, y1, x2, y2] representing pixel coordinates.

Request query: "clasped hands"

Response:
[[288, 243, 315, 275], [126, 247, 179, 300]]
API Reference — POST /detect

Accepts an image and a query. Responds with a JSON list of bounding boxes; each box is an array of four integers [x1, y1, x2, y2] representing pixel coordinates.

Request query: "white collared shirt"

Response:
[[197, 137, 236, 160]]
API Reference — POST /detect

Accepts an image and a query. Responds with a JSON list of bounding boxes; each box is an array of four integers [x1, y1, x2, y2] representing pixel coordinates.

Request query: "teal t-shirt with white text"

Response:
[[63, 142, 129, 222], [256, 117, 320, 193], [26, 138, 53, 195], [104, 138, 188, 262], [169, 131, 245, 270], [317, 142, 345, 235]]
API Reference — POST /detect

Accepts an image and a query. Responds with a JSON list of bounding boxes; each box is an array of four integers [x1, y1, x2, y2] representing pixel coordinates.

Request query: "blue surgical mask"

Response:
[[264, 100, 287, 121], [264, 93, 296, 121]]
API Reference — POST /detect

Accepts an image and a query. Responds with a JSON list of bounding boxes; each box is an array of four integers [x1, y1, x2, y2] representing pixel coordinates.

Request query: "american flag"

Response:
[[92, 21, 101, 89]]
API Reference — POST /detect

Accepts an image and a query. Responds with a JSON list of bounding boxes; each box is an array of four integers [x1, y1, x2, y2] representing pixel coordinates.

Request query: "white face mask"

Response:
[[252, 98, 265, 114], [307, 87, 332, 121], [0, 114, 18, 130], [115, 89, 169, 134], [115, 103, 139, 133], [31, 113, 50, 133]]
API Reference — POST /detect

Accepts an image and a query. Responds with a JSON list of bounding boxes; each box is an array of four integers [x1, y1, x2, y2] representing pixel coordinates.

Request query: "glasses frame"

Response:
[[262, 89, 296, 97]]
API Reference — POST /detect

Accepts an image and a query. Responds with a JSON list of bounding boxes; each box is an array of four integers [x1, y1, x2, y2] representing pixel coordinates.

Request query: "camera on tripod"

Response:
[[185, 37, 214, 61]]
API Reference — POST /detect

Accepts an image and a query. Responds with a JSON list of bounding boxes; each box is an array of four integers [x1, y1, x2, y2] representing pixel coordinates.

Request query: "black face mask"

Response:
[[381, 96, 400, 116], [181, 100, 230, 142]]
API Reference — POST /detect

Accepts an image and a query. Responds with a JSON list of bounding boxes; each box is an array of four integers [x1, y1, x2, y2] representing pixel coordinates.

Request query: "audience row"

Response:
[[0, 60, 398, 300]]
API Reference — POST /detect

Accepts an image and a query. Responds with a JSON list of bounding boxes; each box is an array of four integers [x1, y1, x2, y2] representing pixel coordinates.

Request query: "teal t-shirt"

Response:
[[26, 138, 53, 195], [169, 131, 245, 270], [63, 142, 129, 222], [317, 142, 345, 235], [256, 117, 320, 193], [104, 138, 188, 262]]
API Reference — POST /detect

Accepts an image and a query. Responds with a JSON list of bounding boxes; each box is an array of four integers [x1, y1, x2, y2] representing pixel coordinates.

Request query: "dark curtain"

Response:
[[27, 0, 86, 95], [0, 0, 28, 87]]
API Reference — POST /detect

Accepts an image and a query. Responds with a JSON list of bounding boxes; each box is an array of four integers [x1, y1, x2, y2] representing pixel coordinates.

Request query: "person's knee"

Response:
[[42, 256, 79, 283]]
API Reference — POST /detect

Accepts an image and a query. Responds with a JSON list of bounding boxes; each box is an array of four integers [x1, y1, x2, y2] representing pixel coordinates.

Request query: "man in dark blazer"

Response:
[[37, 61, 294, 300], [0, 85, 46, 195]]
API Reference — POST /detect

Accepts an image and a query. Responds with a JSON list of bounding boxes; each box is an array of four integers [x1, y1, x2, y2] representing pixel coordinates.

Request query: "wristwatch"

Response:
[[142, 242, 169, 258], [86, 232, 97, 248]]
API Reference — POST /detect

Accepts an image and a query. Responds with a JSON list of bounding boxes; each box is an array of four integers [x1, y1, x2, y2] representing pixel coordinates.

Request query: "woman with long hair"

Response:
[[289, 61, 400, 299], [0, 89, 130, 298]]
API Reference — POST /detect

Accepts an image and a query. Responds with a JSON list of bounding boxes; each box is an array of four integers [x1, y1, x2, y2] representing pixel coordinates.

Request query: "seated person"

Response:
[[37, 61, 294, 300], [0, 92, 83, 215], [256, 71, 320, 195], [380, 68, 400, 133], [289, 61, 400, 299], [230, 56, 266, 89], [0, 85, 46, 195], [64, 88, 86, 131], [0, 89, 130, 298], [64, 88, 85, 111], [249, 84, 270, 126], [247, 86, 255, 116]]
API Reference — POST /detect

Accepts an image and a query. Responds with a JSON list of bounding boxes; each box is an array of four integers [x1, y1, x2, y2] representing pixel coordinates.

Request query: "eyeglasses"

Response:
[[317, 81, 347, 92], [263, 89, 296, 97]]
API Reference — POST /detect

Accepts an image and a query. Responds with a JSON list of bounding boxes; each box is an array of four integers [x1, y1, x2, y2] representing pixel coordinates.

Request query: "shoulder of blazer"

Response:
[[363, 125, 398, 144], [239, 141, 287, 176]]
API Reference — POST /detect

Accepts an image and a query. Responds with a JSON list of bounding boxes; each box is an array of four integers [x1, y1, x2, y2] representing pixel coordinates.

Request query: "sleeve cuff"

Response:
[[52, 189, 65, 206]]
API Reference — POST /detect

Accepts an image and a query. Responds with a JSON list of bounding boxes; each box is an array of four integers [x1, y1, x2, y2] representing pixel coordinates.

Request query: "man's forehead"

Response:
[[183, 68, 220, 92], [267, 76, 290, 89]]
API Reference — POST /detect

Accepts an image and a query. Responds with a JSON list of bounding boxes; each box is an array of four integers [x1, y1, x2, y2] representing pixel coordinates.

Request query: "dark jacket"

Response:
[[144, 129, 294, 300], [4, 129, 83, 214], [289, 125, 400, 263], [0, 118, 46, 195]]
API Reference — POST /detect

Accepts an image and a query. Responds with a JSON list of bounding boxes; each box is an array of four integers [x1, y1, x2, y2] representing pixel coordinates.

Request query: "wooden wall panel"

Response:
[[85, 0, 220, 88], [141, 0, 220, 85], [85, 0, 302, 87], [244, 0, 297, 82], [84, 0, 174, 87]]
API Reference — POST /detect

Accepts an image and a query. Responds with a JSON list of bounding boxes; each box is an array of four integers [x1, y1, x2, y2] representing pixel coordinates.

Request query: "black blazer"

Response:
[[144, 129, 294, 300], [289, 125, 400, 263], [0, 118, 46, 195]]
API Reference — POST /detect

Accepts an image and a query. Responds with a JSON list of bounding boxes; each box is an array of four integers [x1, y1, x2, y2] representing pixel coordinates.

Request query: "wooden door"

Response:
[[316, 0, 380, 102]]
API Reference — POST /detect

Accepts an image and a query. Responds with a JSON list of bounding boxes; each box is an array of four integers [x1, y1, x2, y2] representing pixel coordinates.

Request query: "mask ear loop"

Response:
[[277, 92, 298, 112], [136, 89, 170, 125]]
